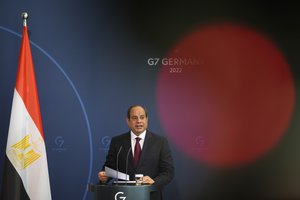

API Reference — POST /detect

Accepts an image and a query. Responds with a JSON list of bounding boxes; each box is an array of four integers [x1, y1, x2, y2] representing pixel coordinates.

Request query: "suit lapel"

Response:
[[136, 131, 152, 169]]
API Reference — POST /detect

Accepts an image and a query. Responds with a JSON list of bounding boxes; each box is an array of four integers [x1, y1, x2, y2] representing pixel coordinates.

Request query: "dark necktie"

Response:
[[133, 137, 141, 167]]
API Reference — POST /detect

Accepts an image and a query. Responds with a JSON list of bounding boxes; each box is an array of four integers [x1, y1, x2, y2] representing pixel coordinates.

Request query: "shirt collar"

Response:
[[130, 130, 146, 140]]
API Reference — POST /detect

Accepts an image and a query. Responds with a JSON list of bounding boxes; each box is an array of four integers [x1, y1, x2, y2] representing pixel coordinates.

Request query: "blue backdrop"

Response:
[[1, 1, 300, 200]]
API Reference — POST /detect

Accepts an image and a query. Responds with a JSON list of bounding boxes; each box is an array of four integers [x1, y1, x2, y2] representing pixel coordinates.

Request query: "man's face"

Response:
[[126, 106, 148, 136]]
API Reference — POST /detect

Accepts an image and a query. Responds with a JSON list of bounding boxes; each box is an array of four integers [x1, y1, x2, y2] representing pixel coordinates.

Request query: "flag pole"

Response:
[[21, 12, 28, 27]]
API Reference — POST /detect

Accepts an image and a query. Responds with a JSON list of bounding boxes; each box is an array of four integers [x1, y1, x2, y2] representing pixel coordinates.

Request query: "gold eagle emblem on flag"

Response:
[[7, 134, 42, 171]]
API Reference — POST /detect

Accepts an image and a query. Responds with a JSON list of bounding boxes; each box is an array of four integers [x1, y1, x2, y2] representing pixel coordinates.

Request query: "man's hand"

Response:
[[142, 176, 155, 184], [98, 171, 108, 183]]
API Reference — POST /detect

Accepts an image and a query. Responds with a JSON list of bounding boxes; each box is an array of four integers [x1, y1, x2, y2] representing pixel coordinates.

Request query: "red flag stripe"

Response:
[[15, 26, 44, 138]]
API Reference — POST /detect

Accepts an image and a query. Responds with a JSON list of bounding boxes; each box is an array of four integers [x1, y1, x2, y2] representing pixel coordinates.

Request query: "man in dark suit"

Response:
[[98, 105, 174, 200]]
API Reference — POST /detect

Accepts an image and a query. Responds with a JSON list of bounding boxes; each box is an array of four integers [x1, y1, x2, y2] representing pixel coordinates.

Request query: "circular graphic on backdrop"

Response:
[[156, 23, 295, 168]]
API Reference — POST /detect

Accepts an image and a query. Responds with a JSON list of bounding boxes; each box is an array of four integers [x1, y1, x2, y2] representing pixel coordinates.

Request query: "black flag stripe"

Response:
[[1, 155, 30, 200]]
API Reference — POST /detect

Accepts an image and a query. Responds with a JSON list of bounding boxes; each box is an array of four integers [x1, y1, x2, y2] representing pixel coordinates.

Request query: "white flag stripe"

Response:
[[6, 89, 51, 200]]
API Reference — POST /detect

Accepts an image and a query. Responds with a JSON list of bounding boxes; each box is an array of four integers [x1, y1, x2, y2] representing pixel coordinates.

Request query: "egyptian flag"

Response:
[[1, 20, 52, 199]]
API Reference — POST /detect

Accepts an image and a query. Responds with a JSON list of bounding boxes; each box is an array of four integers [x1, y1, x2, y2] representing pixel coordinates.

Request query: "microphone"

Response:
[[116, 145, 123, 184], [125, 146, 132, 185]]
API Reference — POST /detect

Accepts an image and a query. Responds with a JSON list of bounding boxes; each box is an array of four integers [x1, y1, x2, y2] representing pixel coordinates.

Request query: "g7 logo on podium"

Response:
[[115, 191, 126, 200]]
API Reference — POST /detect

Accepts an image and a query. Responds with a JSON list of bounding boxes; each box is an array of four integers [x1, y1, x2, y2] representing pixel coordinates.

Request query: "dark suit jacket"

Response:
[[103, 130, 174, 200]]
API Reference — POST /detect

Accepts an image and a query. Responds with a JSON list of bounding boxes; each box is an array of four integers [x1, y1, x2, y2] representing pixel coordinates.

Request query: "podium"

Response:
[[88, 183, 161, 200]]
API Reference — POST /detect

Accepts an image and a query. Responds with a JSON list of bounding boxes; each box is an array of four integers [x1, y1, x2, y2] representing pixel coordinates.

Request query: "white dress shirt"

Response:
[[130, 130, 146, 157]]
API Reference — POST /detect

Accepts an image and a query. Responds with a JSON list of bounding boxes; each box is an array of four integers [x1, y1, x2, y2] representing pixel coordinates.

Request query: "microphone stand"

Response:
[[116, 146, 123, 185], [125, 147, 132, 185]]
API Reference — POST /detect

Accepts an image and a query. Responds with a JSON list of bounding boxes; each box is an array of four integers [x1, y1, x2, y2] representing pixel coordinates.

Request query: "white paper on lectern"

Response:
[[105, 166, 129, 181]]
